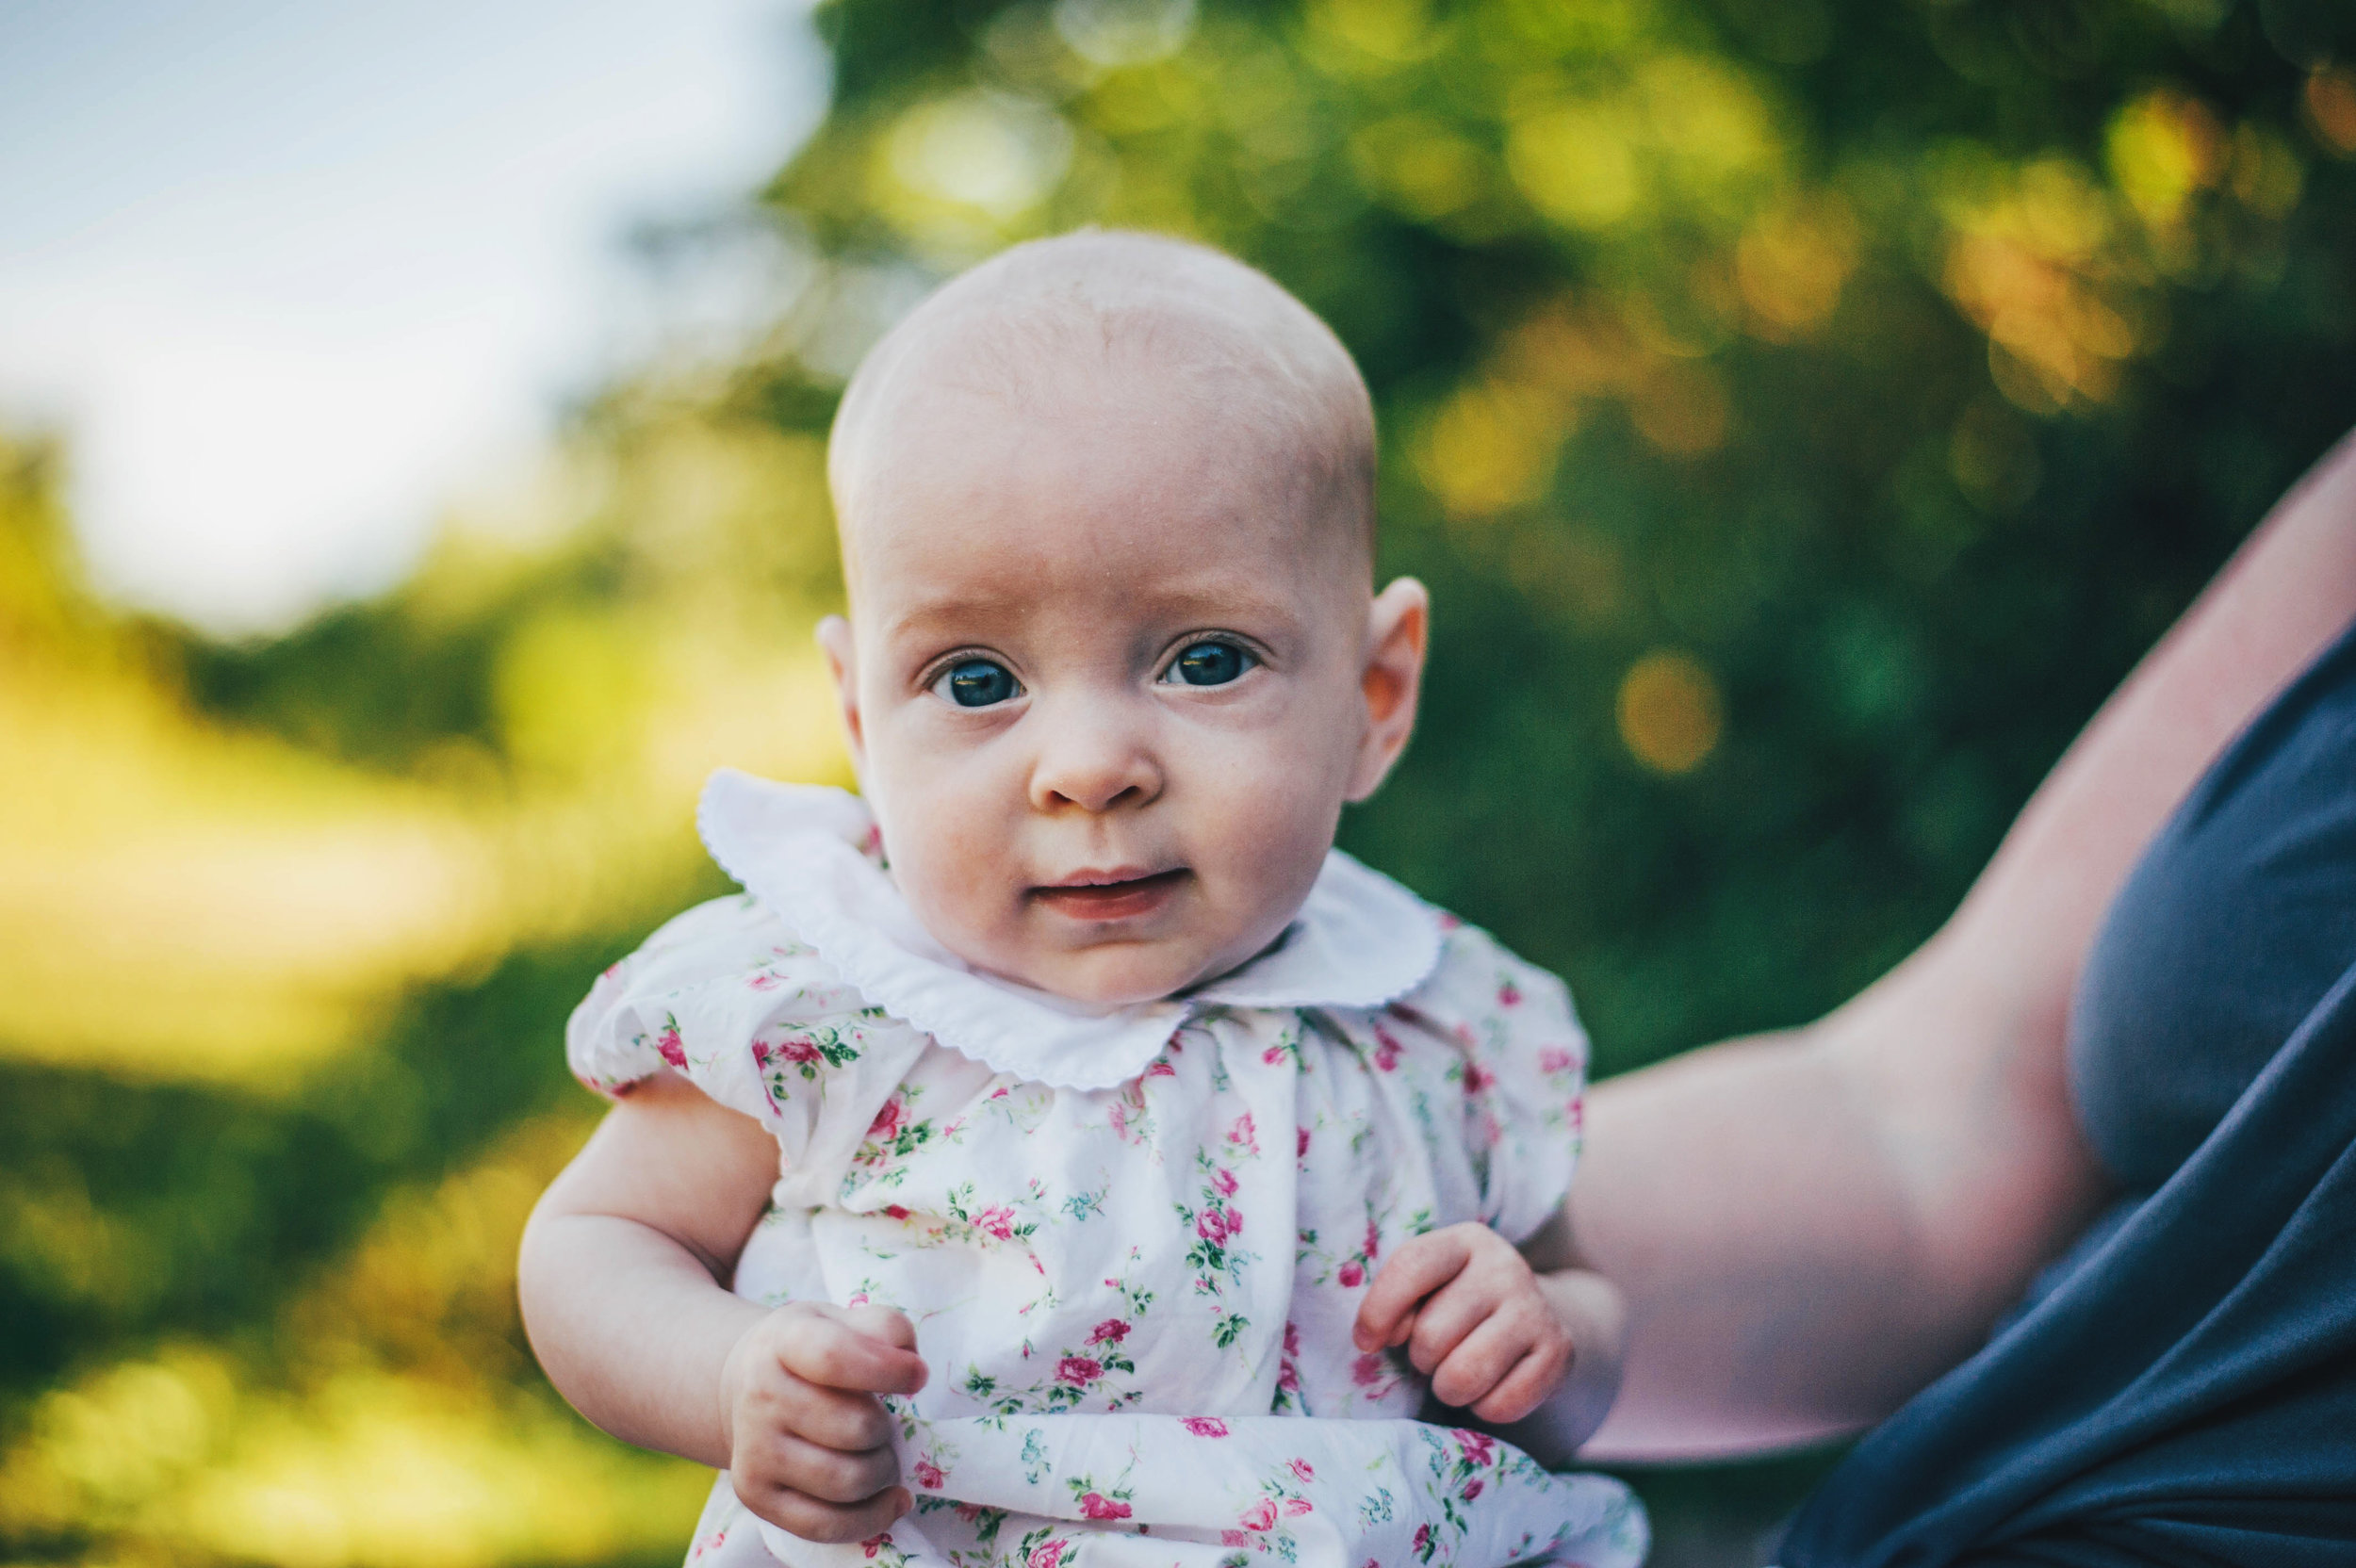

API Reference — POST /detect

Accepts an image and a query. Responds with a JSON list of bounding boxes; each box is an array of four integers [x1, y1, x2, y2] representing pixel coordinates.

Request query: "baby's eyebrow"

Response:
[[876, 581, 1307, 646]]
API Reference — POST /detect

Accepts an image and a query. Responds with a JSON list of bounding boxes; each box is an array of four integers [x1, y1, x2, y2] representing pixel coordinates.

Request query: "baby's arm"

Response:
[[519, 1071, 927, 1541], [1351, 1209, 1625, 1467]]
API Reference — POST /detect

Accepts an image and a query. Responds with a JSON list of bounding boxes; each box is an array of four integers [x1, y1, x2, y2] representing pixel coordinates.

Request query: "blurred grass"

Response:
[[5, 0, 2356, 1562]]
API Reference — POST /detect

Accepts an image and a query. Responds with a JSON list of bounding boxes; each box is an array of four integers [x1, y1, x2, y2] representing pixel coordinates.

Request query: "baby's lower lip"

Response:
[[1030, 869, 1190, 922]]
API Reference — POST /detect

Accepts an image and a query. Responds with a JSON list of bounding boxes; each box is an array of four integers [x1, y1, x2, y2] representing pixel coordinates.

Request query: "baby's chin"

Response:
[[974, 936, 1253, 1011]]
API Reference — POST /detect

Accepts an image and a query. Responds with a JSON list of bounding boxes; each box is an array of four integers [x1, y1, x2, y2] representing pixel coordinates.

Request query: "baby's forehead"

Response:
[[829, 233, 1375, 562]]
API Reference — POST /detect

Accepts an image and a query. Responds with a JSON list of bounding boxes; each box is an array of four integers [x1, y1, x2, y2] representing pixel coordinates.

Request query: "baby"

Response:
[[519, 232, 1645, 1568]]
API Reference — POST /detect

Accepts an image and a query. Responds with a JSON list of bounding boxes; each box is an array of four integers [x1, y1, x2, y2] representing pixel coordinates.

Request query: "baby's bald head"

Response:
[[826, 231, 1376, 598]]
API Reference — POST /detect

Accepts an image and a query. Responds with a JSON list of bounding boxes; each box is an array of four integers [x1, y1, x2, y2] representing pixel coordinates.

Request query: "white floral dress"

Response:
[[568, 771, 1645, 1568]]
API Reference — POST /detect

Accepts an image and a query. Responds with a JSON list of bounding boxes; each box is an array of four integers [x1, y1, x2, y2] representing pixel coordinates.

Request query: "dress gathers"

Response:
[[567, 771, 1644, 1568]]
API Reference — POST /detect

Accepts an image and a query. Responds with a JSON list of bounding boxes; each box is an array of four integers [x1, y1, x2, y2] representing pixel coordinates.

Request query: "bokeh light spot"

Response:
[[2306, 67, 2356, 156], [1616, 650, 1724, 774], [1509, 101, 1644, 231], [1415, 380, 1562, 515]]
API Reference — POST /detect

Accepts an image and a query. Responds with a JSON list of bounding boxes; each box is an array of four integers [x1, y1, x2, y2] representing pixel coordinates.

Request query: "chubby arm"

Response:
[[519, 1072, 925, 1539], [1566, 430, 2356, 1461]]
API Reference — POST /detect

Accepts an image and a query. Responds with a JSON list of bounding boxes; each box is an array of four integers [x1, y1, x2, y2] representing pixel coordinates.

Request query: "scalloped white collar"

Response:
[[696, 769, 1444, 1091]]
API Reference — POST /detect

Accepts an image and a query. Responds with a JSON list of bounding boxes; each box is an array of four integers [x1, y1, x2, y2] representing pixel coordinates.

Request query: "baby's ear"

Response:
[[816, 615, 868, 776], [1347, 578, 1430, 802]]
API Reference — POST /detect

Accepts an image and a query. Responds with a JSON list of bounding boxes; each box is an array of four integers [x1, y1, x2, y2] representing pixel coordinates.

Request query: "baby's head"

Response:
[[818, 231, 1427, 1006]]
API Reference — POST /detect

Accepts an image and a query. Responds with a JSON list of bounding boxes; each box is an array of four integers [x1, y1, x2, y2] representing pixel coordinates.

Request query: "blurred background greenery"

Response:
[[6, 0, 2356, 1562]]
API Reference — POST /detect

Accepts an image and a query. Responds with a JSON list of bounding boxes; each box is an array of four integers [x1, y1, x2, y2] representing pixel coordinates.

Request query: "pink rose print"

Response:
[[1197, 1208, 1233, 1245], [1463, 1478, 1485, 1501], [655, 1024, 686, 1070], [1414, 1524, 1433, 1553], [1351, 1350, 1392, 1388], [1227, 1111, 1259, 1154], [1284, 1321, 1302, 1356], [1371, 1023, 1403, 1072], [1297, 1126, 1312, 1158], [1240, 1498, 1279, 1532], [1087, 1318, 1129, 1345], [1055, 1356, 1102, 1387], [883, 1204, 909, 1220], [1538, 1046, 1577, 1074], [1454, 1429, 1497, 1466], [1079, 1493, 1131, 1520], [754, 1033, 822, 1070], [1213, 1166, 1238, 1197], [1463, 1061, 1497, 1095], [1181, 1416, 1230, 1437], [748, 970, 782, 990], [1365, 1220, 1383, 1261], [912, 1459, 945, 1490], [1285, 1498, 1315, 1517], [975, 1207, 1017, 1241], [1287, 1458, 1316, 1482], [1336, 1259, 1365, 1288], [1497, 980, 1522, 1006], [1148, 1057, 1177, 1078], [867, 1099, 903, 1140], [861, 1534, 893, 1559], [1027, 1540, 1069, 1568]]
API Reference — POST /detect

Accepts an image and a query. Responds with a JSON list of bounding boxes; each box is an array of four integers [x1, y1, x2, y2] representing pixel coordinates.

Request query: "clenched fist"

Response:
[[1351, 1222, 1576, 1424], [718, 1301, 930, 1542]]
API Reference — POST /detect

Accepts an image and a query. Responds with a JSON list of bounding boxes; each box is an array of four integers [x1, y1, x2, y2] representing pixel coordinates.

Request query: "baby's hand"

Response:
[[1350, 1222, 1572, 1424], [719, 1301, 930, 1543]]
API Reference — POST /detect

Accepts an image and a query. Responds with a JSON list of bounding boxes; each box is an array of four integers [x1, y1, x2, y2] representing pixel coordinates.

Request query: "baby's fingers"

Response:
[[1431, 1311, 1572, 1423], [737, 1469, 910, 1545], [787, 1304, 929, 1395], [1353, 1229, 1475, 1352]]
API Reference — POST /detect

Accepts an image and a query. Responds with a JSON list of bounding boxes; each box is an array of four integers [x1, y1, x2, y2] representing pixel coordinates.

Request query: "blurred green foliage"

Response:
[[6, 0, 2356, 1562], [761, 0, 2356, 1069]]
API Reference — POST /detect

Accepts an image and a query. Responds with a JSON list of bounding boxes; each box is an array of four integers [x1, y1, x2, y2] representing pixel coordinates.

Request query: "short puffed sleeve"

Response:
[[1395, 920, 1591, 1244], [565, 894, 927, 1168]]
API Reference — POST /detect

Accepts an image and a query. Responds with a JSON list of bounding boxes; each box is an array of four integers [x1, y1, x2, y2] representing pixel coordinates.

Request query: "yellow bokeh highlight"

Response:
[[0, 416, 851, 1089], [2105, 89, 2222, 229], [874, 91, 1074, 257], [0, 1359, 709, 1568], [1617, 649, 1723, 774], [1414, 379, 1563, 516], [1736, 193, 1860, 339], [1350, 115, 1492, 220], [1509, 100, 1644, 230], [0, 1117, 713, 1565], [2304, 67, 2356, 156], [1938, 158, 2139, 412]]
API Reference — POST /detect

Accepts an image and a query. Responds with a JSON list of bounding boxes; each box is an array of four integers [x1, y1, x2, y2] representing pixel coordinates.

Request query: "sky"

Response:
[[0, 0, 826, 635]]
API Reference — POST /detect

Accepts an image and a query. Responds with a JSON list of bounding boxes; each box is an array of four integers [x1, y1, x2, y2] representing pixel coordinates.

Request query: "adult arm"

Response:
[[1567, 430, 2356, 1461]]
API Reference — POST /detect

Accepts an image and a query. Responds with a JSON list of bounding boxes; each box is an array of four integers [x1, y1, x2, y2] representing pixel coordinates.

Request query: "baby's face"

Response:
[[823, 365, 1424, 1006]]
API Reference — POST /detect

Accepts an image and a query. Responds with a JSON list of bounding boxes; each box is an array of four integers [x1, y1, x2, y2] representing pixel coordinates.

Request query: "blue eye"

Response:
[[936, 658, 1021, 708], [1165, 641, 1254, 687]]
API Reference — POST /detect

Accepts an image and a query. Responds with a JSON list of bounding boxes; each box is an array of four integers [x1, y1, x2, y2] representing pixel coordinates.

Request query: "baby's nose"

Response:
[[1028, 703, 1163, 812]]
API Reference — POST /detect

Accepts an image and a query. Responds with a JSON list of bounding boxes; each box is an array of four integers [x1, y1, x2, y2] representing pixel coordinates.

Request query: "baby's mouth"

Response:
[[1030, 867, 1190, 922]]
